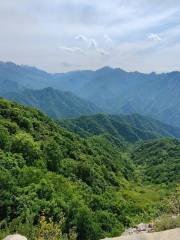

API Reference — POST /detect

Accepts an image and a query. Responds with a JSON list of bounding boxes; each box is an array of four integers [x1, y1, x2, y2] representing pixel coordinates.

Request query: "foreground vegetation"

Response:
[[154, 187, 180, 231], [0, 98, 179, 240]]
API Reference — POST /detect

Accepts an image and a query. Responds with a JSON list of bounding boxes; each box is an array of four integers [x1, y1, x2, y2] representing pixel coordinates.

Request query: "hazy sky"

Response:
[[1, 0, 180, 72]]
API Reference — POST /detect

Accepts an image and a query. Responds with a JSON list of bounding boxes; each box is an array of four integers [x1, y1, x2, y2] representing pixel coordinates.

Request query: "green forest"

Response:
[[0, 98, 179, 240]]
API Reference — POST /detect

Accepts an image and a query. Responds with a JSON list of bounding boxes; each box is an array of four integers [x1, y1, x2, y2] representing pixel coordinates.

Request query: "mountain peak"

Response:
[[100, 66, 113, 71], [96, 66, 126, 74]]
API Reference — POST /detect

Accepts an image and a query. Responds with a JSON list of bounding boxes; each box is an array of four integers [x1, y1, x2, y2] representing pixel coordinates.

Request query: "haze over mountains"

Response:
[[3, 88, 100, 119], [0, 61, 180, 127]]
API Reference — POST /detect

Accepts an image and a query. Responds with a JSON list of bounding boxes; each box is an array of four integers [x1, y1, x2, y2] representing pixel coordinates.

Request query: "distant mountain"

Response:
[[0, 61, 52, 89], [59, 113, 180, 143], [2, 87, 100, 119], [54, 67, 180, 128], [1, 61, 180, 127], [0, 79, 21, 94]]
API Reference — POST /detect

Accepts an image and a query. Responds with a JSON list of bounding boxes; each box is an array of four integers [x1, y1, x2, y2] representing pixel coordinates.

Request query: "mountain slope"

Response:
[[0, 79, 21, 94], [132, 138, 180, 184], [0, 98, 179, 240], [59, 114, 180, 143], [0, 98, 137, 240], [2, 87, 100, 119]]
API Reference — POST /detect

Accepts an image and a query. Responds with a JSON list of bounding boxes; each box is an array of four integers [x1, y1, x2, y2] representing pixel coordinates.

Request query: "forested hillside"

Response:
[[0, 98, 179, 240], [59, 114, 180, 143], [2, 87, 100, 119], [132, 138, 180, 184], [1, 1, 180, 240]]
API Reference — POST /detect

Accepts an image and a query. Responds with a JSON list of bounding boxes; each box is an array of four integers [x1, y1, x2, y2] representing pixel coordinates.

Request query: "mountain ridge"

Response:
[[1, 61, 180, 127], [59, 113, 180, 143], [2, 87, 100, 119]]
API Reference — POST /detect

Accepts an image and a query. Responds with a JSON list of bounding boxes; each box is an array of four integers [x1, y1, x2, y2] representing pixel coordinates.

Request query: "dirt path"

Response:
[[102, 228, 180, 240]]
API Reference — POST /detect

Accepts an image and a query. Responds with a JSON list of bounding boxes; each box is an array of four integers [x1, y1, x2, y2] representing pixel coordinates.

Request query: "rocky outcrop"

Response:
[[122, 223, 154, 236], [102, 228, 180, 240], [3, 234, 27, 240]]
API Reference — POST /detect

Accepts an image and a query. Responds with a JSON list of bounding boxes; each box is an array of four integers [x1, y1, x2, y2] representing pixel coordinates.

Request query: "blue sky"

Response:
[[0, 0, 180, 72]]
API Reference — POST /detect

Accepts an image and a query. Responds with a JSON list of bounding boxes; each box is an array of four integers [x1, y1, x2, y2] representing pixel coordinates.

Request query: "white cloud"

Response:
[[98, 48, 109, 56], [59, 46, 86, 55], [104, 34, 113, 43], [60, 62, 82, 68], [1, 0, 180, 72], [59, 46, 74, 53], [75, 34, 89, 42], [75, 34, 98, 49], [89, 38, 98, 49], [75, 35, 108, 56], [148, 33, 162, 41], [73, 47, 86, 55]]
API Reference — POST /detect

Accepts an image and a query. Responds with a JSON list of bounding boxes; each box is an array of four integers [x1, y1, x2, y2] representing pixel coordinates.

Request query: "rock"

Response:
[[122, 223, 154, 236], [3, 234, 27, 240], [101, 228, 180, 240], [122, 228, 137, 236], [136, 223, 149, 232]]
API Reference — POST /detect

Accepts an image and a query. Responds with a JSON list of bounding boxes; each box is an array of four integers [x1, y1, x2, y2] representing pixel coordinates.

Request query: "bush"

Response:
[[155, 215, 180, 231]]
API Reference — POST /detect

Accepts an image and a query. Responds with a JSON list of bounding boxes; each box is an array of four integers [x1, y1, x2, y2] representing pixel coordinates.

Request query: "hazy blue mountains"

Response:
[[3, 87, 100, 119], [1, 61, 180, 127], [55, 67, 180, 127]]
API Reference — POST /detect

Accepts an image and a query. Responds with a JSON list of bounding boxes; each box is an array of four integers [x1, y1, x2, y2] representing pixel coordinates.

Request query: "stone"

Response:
[[101, 228, 180, 240], [3, 234, 27, 240]]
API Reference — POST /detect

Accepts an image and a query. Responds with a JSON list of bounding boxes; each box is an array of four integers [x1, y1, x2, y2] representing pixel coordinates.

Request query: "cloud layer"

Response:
[[0, 0, 180, 72]]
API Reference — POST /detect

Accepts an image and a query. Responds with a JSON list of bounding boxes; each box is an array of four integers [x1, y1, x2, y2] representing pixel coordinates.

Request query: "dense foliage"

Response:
[[132, 138, 180, 184], [59, 114, 180, 143], [0, 98, 179, 240]]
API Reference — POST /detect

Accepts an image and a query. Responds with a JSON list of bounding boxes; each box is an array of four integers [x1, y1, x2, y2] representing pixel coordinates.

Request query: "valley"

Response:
[[0, 98, 179, 240], [1, 1, 180, 239]]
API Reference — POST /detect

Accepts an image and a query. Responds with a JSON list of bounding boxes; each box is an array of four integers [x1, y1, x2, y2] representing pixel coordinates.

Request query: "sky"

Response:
[[0, 0, 180, 73]]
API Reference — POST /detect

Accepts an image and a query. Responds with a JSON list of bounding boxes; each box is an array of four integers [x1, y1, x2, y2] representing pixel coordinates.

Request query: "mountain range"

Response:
[[53, 67, 180, 127], [0, 61, 180, 127]]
